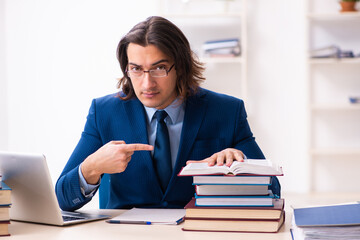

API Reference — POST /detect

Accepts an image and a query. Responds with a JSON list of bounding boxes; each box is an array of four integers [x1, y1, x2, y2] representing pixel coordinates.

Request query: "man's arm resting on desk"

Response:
[[79, 163, 100, 197], [56, 165, 94, 211]]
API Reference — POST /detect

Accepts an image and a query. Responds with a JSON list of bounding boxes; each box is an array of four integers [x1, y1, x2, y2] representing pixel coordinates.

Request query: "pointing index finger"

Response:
[[123, 144, 154, 152]]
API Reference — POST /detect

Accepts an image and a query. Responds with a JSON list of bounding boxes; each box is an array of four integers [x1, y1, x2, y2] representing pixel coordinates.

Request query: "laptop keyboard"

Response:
[[62, 215, 86, 222]]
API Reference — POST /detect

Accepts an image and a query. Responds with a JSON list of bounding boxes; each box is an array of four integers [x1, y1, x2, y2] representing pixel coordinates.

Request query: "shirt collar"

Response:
[[144, 98, 184, 125]]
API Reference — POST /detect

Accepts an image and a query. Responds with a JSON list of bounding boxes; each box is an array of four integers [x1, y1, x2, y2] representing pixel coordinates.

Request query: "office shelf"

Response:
[[200, 56, 243, 64], [309, 58, 360, 65], [307, 12, 360, 21], [311, 148, 360, 156], [159, 0, 248, 100], [306, 1, 360, 191], [162, 13, 242, 18], [310, 104, 360, 111]]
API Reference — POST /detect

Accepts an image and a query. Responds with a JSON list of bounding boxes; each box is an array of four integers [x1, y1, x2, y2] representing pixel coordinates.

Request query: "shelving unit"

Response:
[[158, 0, 248, 101], [307, 12, 360, 20], [309, 58, 360, 64], [306, 1, 360, 191]]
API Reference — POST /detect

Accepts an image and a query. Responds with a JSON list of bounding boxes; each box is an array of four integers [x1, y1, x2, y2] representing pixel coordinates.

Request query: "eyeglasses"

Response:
[[126, 64, 175, 79]]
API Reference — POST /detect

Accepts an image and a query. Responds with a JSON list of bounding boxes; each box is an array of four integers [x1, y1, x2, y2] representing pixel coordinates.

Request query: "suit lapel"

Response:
[[122, 92, 209, 196], [123, 98, 149, 144], [123, 98, 163, 196], [172, 90, 209, 177]]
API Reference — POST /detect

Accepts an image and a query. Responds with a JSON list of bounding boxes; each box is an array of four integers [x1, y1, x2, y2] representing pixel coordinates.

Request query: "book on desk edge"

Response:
[[0, 206, 10, 222], [0, 221, 10, 237], [290, 215, 360, 240], [293, 202, 360, 227], [0, 182, 10, 191], [182, 211, 285, 233], [185, 198, 284, 220], [0, 183, 11, 206]]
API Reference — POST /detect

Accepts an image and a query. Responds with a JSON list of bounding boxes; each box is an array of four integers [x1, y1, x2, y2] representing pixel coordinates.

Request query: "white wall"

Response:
[[3, 0, 158, 209], [0, 0, 8, 150], [246, 0, 308, 193]]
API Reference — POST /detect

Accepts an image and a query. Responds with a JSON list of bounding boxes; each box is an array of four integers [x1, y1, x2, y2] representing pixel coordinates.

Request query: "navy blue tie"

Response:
[[153, 110, 172, 192]]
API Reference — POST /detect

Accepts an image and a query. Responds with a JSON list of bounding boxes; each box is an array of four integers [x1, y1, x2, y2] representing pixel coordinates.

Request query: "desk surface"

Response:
[[6, 192, 360, 240]]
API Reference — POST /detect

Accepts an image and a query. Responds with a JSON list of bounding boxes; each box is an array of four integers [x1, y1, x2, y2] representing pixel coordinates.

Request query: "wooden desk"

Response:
[[6, 192, 360, 240]]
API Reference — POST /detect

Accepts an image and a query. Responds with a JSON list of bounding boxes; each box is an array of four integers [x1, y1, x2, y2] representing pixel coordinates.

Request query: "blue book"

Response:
[[294, 203, 360, 227], [202, 38, 240, 51], [194, 191, 276, 207]]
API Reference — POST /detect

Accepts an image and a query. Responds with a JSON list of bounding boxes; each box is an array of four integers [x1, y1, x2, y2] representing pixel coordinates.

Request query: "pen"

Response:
[[107, 220, 152, 225]]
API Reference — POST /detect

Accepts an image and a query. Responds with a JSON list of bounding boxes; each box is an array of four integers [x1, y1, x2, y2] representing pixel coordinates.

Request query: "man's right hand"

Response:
[[81, 141, 154, 184]]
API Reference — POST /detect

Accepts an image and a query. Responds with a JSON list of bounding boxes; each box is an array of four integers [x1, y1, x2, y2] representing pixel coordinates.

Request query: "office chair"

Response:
[[99, 173, 110, 209]]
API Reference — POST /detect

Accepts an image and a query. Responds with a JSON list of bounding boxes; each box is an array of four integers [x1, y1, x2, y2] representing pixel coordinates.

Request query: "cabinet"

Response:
[[158, 0, 248, 100], [306, 1, 360, 191]]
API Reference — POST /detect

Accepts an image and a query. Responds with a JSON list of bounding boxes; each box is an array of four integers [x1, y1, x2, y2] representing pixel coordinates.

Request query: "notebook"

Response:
[[293, 203, 360, 227], [0, 151, 110, 226]]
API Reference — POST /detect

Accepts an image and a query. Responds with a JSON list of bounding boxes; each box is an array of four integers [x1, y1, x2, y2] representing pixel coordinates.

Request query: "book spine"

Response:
[[203, 40, 239, 51]]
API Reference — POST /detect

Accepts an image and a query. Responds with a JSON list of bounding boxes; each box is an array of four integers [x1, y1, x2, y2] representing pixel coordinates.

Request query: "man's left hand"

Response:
[[186, 148, 244, 167]]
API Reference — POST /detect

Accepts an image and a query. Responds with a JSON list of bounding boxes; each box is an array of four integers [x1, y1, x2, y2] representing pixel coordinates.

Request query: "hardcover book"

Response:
[[185, 198, 284, 220], [178, 159, 283, 176], [195, 184, 270, 196], [194, 192, 275, 207], [0, 206, 10, 221], [0, 221, 10, 236], [294, 203, 360, 227], [183, 212, 285, 233], [193, 175, 271, 185], [0, 182, 11, 206]]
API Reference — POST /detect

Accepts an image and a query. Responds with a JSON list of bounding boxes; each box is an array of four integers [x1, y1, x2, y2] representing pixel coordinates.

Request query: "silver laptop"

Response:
[[0, 151, 110, 226]]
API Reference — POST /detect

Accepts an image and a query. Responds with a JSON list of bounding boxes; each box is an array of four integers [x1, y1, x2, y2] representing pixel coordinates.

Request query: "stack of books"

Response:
[[202, 38, 241, 57], [0, 179, 11, 237], [291, 203, 360, 240], [178, 159, 284, 233]]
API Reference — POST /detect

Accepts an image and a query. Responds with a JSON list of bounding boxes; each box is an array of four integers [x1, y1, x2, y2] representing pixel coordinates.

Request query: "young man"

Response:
[[55, 16, 280, 211]]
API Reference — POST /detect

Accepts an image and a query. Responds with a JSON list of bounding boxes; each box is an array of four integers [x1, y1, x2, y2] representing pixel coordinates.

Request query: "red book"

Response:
[[182, 212, 285, 233], [184, 198, 284, 220], [0, 221, 10, 236]]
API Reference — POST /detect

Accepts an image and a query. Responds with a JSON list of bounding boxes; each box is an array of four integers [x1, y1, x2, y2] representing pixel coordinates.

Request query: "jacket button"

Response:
[[162, 201, 168, 207]]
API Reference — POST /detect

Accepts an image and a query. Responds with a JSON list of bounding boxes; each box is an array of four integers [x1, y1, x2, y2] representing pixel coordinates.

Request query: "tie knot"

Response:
[[154, 110, 168, 122]]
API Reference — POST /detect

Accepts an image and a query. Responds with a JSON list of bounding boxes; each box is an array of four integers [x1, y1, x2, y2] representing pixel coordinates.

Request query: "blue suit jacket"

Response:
[[55, 88, 280, 211]]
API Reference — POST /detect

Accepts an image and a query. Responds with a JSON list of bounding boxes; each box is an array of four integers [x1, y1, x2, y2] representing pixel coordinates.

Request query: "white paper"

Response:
[[109, 208, 185, 225]]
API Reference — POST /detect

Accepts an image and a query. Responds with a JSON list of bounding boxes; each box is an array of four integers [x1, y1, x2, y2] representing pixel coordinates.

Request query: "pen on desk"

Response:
[[107, 220, 152, 225]]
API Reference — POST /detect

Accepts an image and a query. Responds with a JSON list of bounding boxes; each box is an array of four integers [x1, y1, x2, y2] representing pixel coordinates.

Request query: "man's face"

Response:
[[126, 43, 178, 109]]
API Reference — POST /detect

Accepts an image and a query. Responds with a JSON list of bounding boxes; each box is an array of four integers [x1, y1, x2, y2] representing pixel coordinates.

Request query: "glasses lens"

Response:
[[128, 71, 142, 78], [127, 67, 170, 78], [150, 69, 167, 77]]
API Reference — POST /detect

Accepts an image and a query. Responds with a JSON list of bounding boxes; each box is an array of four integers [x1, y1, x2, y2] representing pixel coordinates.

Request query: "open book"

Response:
[[178, 159, 283, 176]]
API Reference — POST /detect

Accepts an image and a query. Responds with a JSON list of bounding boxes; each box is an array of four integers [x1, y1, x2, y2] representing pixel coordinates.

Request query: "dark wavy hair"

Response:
[[116, 16, 205, 100]]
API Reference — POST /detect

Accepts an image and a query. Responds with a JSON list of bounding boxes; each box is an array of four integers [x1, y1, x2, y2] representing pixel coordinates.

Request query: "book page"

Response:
[[179, 159, 282, 176], [229, 159, 282, 175], [179, 162, 230, 175]]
